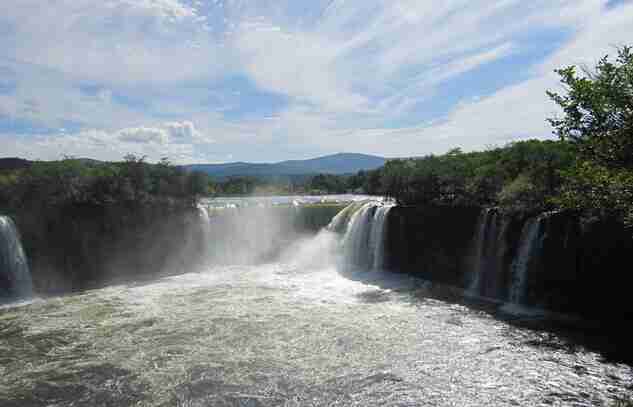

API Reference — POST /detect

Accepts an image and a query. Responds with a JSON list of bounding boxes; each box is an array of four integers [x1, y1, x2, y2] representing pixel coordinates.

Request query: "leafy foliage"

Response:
[[0, 156, 211, 210], [548, 46, 633, 225], [547, 46, 633, 169], [370, 140, 573, 209], [1, 46, 629, 223]]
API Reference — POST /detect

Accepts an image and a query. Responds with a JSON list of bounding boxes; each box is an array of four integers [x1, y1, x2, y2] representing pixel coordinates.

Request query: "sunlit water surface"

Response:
[[1, 259, 631, 406], [200, 194, 375, 208]]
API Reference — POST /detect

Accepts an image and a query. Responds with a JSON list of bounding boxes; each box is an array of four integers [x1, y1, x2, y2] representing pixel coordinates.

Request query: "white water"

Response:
[[201, 194, 373, 209], [0, 203, 631, 406], [370, 205, 392, 271], [326, 201, 366, 233], [0, 216, 32, 301], [336, 201, 394, 272], [197, 204, 302, 265]]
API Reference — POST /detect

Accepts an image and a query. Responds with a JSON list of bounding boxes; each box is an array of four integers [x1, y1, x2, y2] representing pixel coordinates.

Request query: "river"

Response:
[[0, 202, 631, 406]]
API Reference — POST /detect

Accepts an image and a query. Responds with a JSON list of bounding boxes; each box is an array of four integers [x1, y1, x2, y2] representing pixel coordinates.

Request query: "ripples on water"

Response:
[[1, 240, 632, 406]]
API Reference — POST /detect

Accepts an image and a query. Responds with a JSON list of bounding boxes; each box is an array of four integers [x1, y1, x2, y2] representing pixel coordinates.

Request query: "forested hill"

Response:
[[0, 158, 32, 171], [184, 153, 386, 178]]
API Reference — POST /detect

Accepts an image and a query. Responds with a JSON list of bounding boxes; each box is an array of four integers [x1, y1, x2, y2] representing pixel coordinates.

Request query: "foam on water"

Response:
[[0, 202, 630, 406]]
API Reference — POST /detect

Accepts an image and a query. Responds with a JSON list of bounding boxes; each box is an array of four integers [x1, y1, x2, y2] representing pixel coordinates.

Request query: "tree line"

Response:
[[1, 46, 630, 226], [287, 46, 632, 227], [0, 155, 209, 210], [353, 46, 633, 226]]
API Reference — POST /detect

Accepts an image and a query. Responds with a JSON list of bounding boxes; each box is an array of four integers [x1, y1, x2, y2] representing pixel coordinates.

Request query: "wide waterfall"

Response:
[[2, 202, 632, 406], [196, 201, 350, 267], [0, 216, 32, 301], [329, 201, 393, 272], [197, 199, 393, 273]]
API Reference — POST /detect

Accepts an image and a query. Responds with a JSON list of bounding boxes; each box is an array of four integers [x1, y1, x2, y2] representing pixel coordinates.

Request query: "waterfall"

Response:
[[197, 203, 339, 266], [198, 205, 211, 242], [0, 216, 32, 301], [331, 201, 393, 272], [370, 206, 391, 271], [195, 200, 393, 271], [326, 201, 367, 234], [469, 209, 493, 294], [469, 209, 509, 296], [469, 208, 555, 309], [509, 215, 546, 305]]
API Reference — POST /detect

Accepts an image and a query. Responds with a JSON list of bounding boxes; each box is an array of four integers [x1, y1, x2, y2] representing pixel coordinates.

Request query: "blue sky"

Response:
[[1, 0, 632, 163]]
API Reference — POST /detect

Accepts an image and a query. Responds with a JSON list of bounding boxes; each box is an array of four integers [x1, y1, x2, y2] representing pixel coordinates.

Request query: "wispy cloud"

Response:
[[0, 0, 631, 162]]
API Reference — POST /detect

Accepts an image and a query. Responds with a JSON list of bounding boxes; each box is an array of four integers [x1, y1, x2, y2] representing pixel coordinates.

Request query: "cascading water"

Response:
[[508, 215, 546, 306], [330, 201, 393, 272], [370, 205, 391, 271], [469, 209, 493, 294], [0, 216, 32, 301], [198, 205, 211, 241], [469, 208, 509, 298], [2, 203, 631, 406], [326, 201, 367, 234]]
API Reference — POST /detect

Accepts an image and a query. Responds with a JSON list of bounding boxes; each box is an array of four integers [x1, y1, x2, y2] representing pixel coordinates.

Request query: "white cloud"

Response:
[[0, 121, 211, 163], [234, 21, 367, 112], [1, 0, 229, 84], [118, 127, 169, 145], [227, 1, 544, 115], [163, 121, 205, 143], [1, 0, 632, 162], [116, 121, 208, 145], [403, 0, 633, 154]]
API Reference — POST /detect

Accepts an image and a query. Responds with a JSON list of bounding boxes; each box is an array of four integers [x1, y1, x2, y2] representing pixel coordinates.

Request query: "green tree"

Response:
[[547, 46, 633, 168], [548, 46, 633, 225]]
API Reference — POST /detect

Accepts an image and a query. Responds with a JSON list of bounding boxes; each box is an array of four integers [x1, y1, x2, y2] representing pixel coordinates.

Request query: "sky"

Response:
[[1, 0, 632, 164]]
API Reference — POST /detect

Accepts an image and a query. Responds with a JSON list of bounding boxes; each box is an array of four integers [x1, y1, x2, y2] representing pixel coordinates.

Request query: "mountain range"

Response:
[[184, 153, 386, 178], [0, 153, 387, 178]]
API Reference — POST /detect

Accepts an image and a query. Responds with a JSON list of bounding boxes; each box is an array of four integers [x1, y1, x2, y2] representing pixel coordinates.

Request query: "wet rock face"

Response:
[[533, 214, 633, 319], [383, 206, 633, 319], [12, 203, 207, 295], [383, 205, 481, 287]]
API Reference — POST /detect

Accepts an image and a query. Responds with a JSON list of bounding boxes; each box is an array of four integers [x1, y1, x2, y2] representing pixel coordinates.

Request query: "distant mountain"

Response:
[[0, 157, 103, 171], [0, 158, 32, 171], [184, 153, 386, 178]]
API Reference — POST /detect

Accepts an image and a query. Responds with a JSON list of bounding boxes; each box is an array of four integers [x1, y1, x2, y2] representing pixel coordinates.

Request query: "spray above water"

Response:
[[197, 204, 294, 266], [0, 216, 32, 301], [195, 200, 394, 274]]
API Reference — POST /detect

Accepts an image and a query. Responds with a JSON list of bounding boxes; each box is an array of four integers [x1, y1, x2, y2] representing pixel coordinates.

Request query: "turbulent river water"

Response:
[[1, 206, 632, 406]]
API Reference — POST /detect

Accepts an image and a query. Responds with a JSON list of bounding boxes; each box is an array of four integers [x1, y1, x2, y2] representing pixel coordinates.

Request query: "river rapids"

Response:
[[0, 204, 631, 406]]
